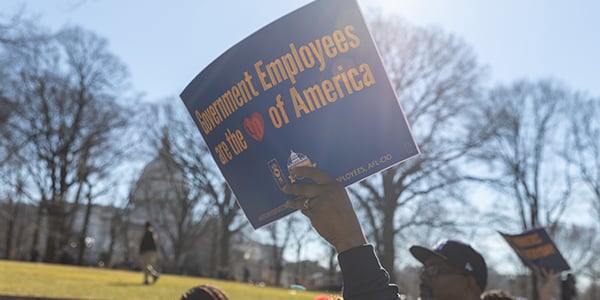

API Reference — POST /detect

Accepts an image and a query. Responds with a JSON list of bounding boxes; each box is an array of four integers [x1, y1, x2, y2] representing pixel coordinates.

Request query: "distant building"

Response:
[[127, 131, 189, 267], [0, 131, 331, 288]]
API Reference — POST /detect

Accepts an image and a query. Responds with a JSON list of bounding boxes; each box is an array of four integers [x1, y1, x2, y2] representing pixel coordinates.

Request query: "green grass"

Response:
[[0, 260, 338, 300]]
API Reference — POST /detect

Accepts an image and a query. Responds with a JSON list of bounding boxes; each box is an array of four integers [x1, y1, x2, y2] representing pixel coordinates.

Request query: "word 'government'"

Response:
[[195, 24, 361, 135]]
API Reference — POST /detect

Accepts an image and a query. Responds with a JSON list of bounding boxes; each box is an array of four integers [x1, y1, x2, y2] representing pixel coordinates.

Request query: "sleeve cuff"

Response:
[[338, 244, 399, 299]]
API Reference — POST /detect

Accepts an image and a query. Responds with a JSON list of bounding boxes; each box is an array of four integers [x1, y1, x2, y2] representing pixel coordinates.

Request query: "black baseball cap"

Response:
[[410, 239, 487, 291]]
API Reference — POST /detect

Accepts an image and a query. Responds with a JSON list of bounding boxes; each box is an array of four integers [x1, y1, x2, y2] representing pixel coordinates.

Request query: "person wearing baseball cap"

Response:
[[284, 167, 485, 300], [410, 239, 488, 300]]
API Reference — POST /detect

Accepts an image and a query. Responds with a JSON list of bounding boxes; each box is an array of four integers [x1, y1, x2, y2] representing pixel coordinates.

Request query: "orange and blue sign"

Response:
[[500, 227, 570, 272], [180, 0, 419, 228]]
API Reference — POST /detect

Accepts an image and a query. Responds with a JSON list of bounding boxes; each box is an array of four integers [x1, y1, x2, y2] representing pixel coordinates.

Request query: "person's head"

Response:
[[145, 221, 152, 229], [410, 239, 487, 300], [180, 284, 229, 300], [481, 289, 515, 300]]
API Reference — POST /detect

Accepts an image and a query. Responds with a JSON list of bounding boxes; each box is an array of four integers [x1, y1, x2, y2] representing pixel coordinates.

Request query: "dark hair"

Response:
[[481, 289, 515, 300], [180, 284, 229, 300]]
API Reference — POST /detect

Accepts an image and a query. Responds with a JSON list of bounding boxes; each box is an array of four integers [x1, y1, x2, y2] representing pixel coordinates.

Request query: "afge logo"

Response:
[[268, 159, 287, 190]]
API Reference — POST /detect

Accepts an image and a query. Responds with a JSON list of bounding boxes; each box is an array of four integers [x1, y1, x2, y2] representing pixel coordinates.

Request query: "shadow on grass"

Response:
[[108, 282, 148, 287], [0, 295, 89, 300]]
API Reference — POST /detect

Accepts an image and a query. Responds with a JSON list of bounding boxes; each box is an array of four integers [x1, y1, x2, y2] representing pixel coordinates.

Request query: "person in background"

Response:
[[180, 284, 229, 300], [243, 266, 250, 283], [30, 248, 39, 262], [560, 273, 576, 300], [410, 239, 487, 300], [139, 221, 160, 285], [283, 166, 482, 300], [282, 165, 565, 300], [480, 267, 558, 300]]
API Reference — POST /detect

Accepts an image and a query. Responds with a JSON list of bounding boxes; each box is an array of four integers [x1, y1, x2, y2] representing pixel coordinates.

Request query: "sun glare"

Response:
[[361, 0, 416, 16]]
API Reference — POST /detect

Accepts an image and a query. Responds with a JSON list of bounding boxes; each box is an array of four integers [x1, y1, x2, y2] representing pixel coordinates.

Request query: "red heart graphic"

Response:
[[243, 112, 264, 141]]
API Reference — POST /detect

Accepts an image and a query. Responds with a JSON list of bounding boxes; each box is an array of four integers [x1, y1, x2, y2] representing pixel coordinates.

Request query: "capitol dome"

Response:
[[130, 132, 188, 213]]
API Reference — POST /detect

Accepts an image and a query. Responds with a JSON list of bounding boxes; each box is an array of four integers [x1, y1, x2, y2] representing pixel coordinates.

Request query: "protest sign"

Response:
[[180, 0, 420, 228], [499, 227, 570, 272]]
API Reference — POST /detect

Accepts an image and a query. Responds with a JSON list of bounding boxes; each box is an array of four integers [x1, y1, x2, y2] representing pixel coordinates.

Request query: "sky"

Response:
[[2, 0, 599, 277], [1, 0, 598, 102]]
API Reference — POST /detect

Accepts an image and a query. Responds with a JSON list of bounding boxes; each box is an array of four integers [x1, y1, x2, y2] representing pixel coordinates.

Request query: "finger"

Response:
[[282, 183, 326, 198], [542, 268, 555, 277], [285, 196, 310, 210], [290, 166, 336, 184], [300, 208, 313, 218]]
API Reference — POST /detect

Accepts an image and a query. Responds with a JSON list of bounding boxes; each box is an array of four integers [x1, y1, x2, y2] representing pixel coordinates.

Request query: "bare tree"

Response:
[[164, 106, 249, 278], [261, 214, 304, 286], [289, 218, 317, 285], [562, 96, 600, 300], [552, 223, 600, 277], [160, 104, 217, 273], [0, 169, 26, 259], [566, 96, 600, 224], [1, 24, 131, 262], [0, 11, 47, 64], [469, 79, 575, 300], [132, 100, 246, 275], [0, 13, 38, 260], [130, 130, 190, 271], [211, 182, 246, 278], [348, 16, 487, 279], [470, 79, 575, 230]]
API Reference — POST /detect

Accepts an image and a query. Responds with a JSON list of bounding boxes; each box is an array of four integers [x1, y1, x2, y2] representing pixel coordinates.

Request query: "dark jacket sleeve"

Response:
[[338, 244, 400, 300]]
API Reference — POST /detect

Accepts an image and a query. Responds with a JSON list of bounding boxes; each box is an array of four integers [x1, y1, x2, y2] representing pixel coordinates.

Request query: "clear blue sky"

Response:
[[2, 0, 599, 101]]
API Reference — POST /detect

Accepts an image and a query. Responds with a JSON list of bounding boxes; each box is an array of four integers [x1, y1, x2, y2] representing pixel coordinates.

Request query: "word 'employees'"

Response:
[[255, 24, 360, 92]]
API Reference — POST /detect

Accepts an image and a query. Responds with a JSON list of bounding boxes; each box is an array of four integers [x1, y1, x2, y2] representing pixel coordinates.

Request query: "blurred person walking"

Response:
[[139, 221, 160, 285]]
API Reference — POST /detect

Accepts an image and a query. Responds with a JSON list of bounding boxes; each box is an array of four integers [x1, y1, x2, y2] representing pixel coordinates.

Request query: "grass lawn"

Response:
[[0, 260, 339, 300]]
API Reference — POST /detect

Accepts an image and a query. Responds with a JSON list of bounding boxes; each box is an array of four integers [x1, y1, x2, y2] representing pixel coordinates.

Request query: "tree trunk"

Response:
[[294, 242, 302, 282], [382, 195, 397, 282], [273, 245, 283, 286], [5, 218, 14, 259], [209, 223, 218, 277], [44, 201, 64, 262], [218, 220, 231, 279], [77, 191, 93, 265], [530, 273, 539, 300], [31, 202, 44, 261], [328, 247, 337, 288], [106, 227, 115, 266], [4, 197, 16, 259], [122, 216, 132, 266]]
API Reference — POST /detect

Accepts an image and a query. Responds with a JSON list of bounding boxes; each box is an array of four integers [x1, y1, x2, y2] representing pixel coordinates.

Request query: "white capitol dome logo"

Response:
[[286, 150, 315, 182]]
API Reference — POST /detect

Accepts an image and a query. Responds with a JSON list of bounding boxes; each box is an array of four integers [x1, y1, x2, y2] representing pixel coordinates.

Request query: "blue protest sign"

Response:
[[180, 0, 419, 228], [499, 228, 571, 272]]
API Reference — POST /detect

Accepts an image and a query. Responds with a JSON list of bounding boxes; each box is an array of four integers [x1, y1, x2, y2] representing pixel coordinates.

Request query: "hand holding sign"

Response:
[[180, 0, 419, 228]]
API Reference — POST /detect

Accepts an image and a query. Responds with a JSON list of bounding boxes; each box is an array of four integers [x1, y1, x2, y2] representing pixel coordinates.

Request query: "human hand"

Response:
[[534, 267, 557, 300], [283, 166, 367, 253]]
